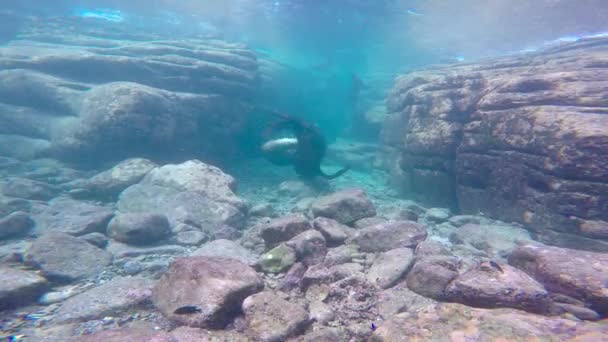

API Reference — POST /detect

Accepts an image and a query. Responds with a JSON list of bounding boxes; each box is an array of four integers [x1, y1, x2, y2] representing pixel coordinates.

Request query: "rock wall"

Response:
[[0, 16, 259, 163], [381, 37, 608, 251]]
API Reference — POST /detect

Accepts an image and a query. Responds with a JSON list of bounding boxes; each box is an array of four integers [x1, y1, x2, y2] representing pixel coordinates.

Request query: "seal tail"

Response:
[[320, 166, 351, 180]]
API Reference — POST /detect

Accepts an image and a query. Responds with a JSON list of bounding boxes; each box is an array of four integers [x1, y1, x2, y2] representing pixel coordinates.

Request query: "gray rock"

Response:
[[398, 208, 419, 222], [191, 239, 257, 266], [0, 177, 58, 200], [118, 160, 247, 230], [75, 325, 173, 342], [122, 260, 143, 275], [551, 302, 601, 321], [259, 244, 297, 274], [367, 248, 414, 289], [376, 283, 436, 318], [175, 230, 207, 246], [0, 195, 31, 217], [107, 212, 171, 245], [352, 216, 387, 229], [52, 277, 153, 323], [0, 211, 34, 239], [67, 158, 157, 199], [313, 217, 352, 246], [406, 256, 460, 300], [450, 223, 532, 258], [260, 214, 312, 246], [309, 300, 335, 325], [0, 267, 48, 310], [242, 291, 309, 342], [509, 243, 608, 316], [24, 232, 112, 282], [79, 232, 108, 248], [279, 180, 318, 198], [448, 215, 482, 227], [349, 220, 427, 253], [445, 262, 550, 313], [324, 244, 363, 265], [286, 230, 327, 266], [277, 263, 308, 292], [424, 208, 451, 223], [170, 326, 249, 342], [311, 188, 376, 224], [152, 256, 263, 328], [107, 241, 186, 260], [32, 197, 114, 236]]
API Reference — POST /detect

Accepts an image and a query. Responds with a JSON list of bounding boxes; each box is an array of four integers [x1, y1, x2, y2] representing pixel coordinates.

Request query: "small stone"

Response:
[[1, 177, 58, 200], [349, 220, 427, 253], [107, 212, 171, 245], [311, 188, 376, 224], [312, 217, 351, 246], [260, 214, 312, 246], [414, 240, 451, 258], [425, 208, 451, 223], [80, 232, 108, 248], [123, 260, 143, 275], [0, 211, 34, 239], [259, 244, 297, 274], [398, 208, 419, 222]]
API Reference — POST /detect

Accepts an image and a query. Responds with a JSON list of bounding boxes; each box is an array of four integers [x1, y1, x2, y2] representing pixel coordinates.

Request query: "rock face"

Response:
[[152, 256, 263, 328], [0, 16, 258, 162], [0, 267, 48, 310], [381, 37, 608, 251], [509, 243, 608, 316], [23, 231, 112, 282], [118, 160, 247, 231]]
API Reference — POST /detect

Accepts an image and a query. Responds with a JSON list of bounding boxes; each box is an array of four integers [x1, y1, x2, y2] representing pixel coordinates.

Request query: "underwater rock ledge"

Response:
[[381, 36, 608, 252]]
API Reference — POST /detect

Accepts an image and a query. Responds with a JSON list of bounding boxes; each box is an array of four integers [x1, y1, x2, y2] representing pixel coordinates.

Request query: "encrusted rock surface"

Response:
[[382, 37, 608, 251]]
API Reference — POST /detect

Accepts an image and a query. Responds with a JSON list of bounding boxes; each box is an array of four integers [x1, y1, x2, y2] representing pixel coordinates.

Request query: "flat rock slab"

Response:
[[450, 223, 532, 257], [31, 197, 114, 236], [509, 243, 608, 316], [371, 302, 608, 341], [152, 256, 263, 328], [367, 248, 414, 289], [52, 277, 154, 324], [24, 231, 112, 282], [445, 262, 549, 313], [0, 266, 48, 310], [242, 291, 309, 342], [349, 220, 427, 253], [191, 239, 258, 266], [311, 188, 376, 224]]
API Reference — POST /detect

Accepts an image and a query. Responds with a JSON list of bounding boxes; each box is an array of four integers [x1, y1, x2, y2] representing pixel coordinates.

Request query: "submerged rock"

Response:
[[312, 217, 352, 246], [152, 256, 263, 328], [349, 220, 427, 253], [0, 177, 58, 200], [107, 212, 171, 245], [259, 244, 297, 274], [0, 266, 48, 310], [450, 223, 532, 258], [445, 262, 550, 313], [52, 277, 153, 323], [74, 324, 172, 342], [509, 243, 608, 316], [32, 197, 114, 236], [118, 160, 247, 231], [24, 231, 112, 282], [367, 248, 414, 289], [406, 256, 460, 300], [311, 188, 376, 224], [0, 211, 34, 239], [242, 291, 310, 342], [259, 213, 312, 246], [191, 239, 257, 266], [286, 229, 327, 266]]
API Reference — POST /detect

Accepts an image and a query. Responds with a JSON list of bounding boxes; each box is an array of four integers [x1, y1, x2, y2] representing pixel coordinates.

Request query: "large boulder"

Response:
[[118, 160, 247, 231], [23, 231, 113, 283], [508, 243, 608, 316], [381, 37, 608, 251], [0, 16, 258, 163], [151, 256, 263, 328]]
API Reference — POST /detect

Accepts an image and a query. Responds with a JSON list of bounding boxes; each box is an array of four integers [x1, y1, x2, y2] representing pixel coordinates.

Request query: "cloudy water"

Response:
[[0, 1, 607, 340]]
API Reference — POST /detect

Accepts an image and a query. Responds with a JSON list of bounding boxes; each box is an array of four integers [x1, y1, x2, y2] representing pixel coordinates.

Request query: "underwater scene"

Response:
[[0, 0, 607, 341]]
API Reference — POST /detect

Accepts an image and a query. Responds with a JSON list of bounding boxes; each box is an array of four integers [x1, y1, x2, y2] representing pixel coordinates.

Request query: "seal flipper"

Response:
[[320, 165, 351, 179]]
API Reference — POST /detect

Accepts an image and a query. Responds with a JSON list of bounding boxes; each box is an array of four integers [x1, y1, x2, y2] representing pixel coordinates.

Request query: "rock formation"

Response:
[[381, 37, 608, 251]]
